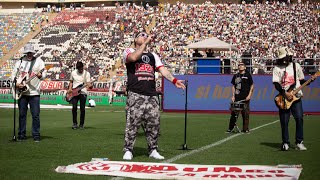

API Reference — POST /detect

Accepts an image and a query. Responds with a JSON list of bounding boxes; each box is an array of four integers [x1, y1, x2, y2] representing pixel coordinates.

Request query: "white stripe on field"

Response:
[[111, 120, 279, 180], [163, 120, 279, 163]]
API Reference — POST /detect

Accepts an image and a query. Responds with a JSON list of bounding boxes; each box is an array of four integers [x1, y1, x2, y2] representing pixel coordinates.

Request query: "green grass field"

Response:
[[0, 105, 319, 180]]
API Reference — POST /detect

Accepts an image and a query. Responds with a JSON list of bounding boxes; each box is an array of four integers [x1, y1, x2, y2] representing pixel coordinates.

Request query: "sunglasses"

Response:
[[137, 33, 148, 38], [238, 64, 245, 66]]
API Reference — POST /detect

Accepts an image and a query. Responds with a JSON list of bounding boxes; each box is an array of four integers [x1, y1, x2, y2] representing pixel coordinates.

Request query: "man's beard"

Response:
[[27, 55, 33, 60]]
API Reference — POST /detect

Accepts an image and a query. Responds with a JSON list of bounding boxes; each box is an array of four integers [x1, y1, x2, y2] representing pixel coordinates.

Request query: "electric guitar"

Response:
[[274, 71, 319, 110], [12, 68, 45, 100], [65, 80, 96, 102]]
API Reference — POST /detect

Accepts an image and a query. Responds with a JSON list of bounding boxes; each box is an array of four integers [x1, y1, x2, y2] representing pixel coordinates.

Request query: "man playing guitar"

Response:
[[272, 47, 317, 151], [11, 44, 46, 142], [68, 61, 93, 130]]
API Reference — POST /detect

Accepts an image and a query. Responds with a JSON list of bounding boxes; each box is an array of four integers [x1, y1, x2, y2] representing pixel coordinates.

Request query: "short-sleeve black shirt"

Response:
[[231, 71, 253, 101]]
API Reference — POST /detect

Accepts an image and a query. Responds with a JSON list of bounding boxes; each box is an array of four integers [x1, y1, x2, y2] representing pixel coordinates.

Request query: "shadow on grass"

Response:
[[260, 142, 281, 149], [40, 135, 54, 140], [67, 126, 97, 130], [132, 146, 149, 158], [115, 129, 146, 137]]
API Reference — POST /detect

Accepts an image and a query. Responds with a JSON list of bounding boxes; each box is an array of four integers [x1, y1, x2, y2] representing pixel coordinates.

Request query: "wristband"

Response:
[[172, 78, 177, 85]]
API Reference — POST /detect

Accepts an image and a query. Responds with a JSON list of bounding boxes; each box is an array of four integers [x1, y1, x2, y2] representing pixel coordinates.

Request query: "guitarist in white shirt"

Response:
[[272, 47, 317, 151], [68, 61, 92, 130], [11, 44, 46, 142]]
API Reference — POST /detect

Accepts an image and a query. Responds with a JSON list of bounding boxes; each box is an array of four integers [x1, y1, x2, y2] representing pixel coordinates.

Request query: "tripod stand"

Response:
[[228, 100, 245, 133], [230, 111, 242, 133]]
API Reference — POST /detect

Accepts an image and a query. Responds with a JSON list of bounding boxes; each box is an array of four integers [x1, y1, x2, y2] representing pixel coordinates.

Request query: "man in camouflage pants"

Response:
[[122, 32, 185, 160]]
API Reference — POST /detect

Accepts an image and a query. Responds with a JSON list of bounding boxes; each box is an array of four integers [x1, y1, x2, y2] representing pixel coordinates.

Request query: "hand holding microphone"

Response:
[[145, 34, 155, 44]]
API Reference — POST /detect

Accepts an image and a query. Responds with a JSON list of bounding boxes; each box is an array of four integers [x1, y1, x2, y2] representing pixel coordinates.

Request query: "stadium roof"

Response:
[[0, 0, 125, 2], [187, 37, 238, 51]]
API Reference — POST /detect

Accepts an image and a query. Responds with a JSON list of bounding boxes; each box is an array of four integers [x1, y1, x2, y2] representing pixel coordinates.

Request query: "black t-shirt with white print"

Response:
[[123, 48, 164, 96], [231, 71, 253, 101]]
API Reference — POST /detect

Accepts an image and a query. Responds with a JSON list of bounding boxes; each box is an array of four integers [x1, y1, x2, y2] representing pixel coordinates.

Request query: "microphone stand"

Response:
[[11, 57, 23, 142], [12, 77, 17, 141], [181, 79, 190, 150]]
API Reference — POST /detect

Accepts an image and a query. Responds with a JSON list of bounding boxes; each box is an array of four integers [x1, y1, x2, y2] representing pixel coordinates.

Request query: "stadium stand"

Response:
[[1, 1, 320, 81], [0, 12, 40, 58]]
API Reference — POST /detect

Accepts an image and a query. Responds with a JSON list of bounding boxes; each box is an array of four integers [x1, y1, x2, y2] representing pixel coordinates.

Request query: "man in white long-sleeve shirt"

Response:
[[11, 44, 46, 142]]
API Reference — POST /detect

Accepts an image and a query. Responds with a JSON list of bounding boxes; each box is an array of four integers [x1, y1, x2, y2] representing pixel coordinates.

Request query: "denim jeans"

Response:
[[71, 94, 87, 126], [279, 99, 304, 144], [18, 95, 40, 139]]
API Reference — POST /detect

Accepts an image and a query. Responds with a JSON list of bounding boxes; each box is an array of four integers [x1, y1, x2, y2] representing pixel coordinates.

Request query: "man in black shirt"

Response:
[[192, 49, 203, 58], [122, 32, 185, 160], [227, 62, 254, 133]]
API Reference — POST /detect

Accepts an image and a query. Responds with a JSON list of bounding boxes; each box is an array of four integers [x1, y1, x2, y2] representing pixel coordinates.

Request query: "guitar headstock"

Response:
[[314, 71, 320, 77]]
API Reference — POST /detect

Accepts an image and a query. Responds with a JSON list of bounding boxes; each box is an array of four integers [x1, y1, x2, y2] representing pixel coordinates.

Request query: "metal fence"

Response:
[[169, 57, 320, 75]]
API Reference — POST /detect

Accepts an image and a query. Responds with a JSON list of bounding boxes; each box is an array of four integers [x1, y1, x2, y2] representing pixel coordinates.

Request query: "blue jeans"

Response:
[[18, 95, 40, 139], [279, 99, 304, 144]]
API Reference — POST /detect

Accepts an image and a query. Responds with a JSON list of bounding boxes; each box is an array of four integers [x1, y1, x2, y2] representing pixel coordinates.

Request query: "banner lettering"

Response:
[[56, 161, 302, 180]]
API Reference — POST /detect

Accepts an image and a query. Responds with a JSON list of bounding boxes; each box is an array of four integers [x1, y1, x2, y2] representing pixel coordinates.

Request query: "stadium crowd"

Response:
[[1, 1, 320, 81]]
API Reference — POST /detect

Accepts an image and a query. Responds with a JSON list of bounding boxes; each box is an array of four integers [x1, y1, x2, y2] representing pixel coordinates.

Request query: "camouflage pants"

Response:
[[123, 91, 160, 154]]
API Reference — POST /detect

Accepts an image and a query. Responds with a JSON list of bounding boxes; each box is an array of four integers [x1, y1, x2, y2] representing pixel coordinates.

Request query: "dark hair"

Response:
[[239, 60, 246, 66], [76, 61, 84, 69], [276, 56, 290, 66]]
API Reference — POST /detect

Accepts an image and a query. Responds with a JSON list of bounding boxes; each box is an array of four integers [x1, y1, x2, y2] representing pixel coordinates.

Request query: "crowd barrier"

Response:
[[0, 94, 126, 106]]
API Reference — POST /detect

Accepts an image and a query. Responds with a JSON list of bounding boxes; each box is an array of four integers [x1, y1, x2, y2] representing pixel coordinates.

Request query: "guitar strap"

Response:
[[28, 57, 36, 74], [293, 62, 297, 85], [84, 70, 87, 84]]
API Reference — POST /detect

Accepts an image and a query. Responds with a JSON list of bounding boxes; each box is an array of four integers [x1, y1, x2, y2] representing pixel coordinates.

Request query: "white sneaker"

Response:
[[149, 149, 165, 160], [296, 142, 307, 151], [123, 151, 133, 160], [282, 143, 289, 151]]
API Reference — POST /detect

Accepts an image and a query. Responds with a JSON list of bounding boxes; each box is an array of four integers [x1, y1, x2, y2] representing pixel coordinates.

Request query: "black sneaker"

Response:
[[72, 124, 78, 129], [225, 129, 232, 133], [34, 137, 40, 143], [242, 130, 250, 134], [17, 136, 27, 141], [79, 125, 84, 130]]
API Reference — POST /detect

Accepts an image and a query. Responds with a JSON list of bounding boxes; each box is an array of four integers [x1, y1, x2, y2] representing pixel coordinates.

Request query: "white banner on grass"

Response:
[[56, 161, 302, 180]]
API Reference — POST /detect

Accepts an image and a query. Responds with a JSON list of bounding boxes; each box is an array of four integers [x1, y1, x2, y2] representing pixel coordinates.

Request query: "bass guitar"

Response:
[[65, 80, 96, 102], [12, 68, 45, 100], [274, 71, 319, 109]]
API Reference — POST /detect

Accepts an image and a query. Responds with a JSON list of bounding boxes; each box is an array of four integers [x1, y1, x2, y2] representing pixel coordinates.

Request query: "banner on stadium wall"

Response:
[[0, 78, 162, 92], [163, 75, 320, 112], [0, 80, 113, 91], [55, 161, 302, 179]]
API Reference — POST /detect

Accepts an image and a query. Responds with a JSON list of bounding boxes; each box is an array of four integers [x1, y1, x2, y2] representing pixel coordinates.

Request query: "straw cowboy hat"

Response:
[[23, 44, 36, 54], [277, 46, 293, 59]]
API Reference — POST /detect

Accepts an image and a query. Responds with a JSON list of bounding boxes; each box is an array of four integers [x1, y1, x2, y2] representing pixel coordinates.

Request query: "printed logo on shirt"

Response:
[[282, 72, 295, 87], [141, 55, 150, 63], [135, 63, 154, 73]]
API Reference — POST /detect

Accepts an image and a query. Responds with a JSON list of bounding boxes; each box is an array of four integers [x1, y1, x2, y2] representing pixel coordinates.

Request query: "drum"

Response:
[[230, 101, 245, 111]]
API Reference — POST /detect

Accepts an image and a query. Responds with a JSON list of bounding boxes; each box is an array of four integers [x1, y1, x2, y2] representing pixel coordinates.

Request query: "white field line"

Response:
[[163, 120, 279, 163], [111, 120, 279, 180]]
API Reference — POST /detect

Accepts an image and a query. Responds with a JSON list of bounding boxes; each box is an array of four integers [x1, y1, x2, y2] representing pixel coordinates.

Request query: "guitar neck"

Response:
[[292, 78, 312, 95], [25, 69, 44, 84], [75, 80, 96, 90]]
